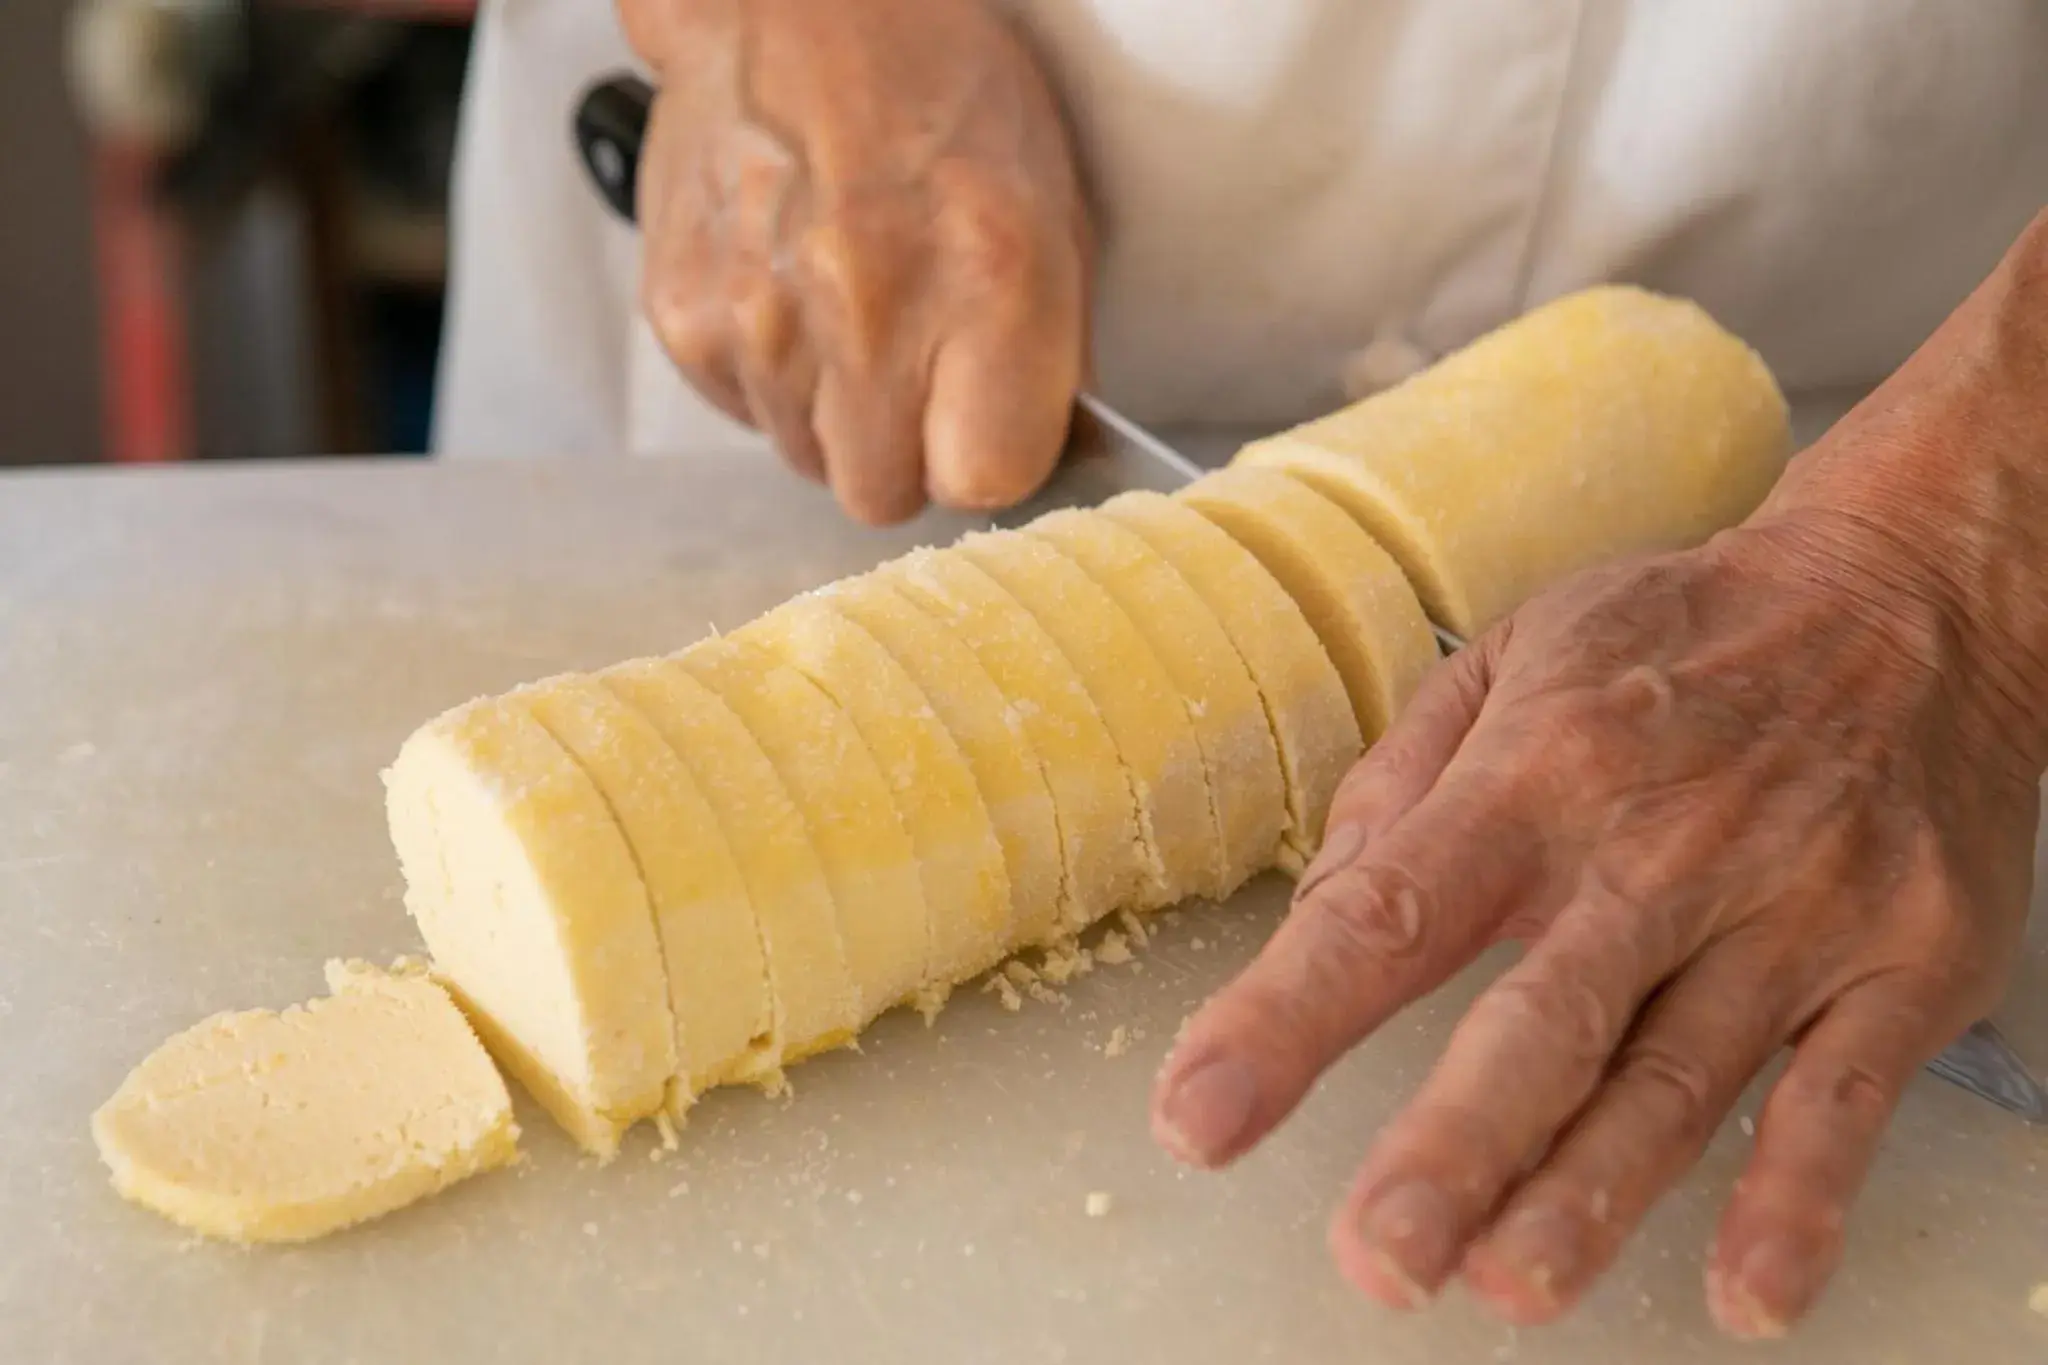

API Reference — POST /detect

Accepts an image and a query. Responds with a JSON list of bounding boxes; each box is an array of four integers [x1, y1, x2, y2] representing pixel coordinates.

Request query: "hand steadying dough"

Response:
[[1153, 207, 2048, 1338], [618, 0, 1090, 525]]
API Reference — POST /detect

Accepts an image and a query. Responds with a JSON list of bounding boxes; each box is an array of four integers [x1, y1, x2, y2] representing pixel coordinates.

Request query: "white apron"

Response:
[[432, 0, 2048, 461]]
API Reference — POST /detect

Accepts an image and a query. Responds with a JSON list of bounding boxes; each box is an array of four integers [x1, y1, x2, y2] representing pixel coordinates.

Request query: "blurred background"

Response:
[[0, 0, 476, 467]]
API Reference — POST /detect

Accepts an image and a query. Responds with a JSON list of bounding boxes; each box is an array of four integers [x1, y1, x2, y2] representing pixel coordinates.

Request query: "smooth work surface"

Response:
[[2, 454, 2044, 1364]]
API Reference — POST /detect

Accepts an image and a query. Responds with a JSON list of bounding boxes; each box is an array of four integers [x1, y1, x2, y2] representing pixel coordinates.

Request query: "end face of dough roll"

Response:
[[1236, 284, 1793, 637]]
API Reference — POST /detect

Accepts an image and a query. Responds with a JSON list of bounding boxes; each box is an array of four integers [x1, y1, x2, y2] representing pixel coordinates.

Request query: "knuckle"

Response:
[[643, 282, 724, 371], [1775, 1056, 1895, 1128], [1609, 1040, 1719, 1143], [1304, 861, 1435, 969], [937, 171, 1045, 293], [1478, 971, 1617, 1068]]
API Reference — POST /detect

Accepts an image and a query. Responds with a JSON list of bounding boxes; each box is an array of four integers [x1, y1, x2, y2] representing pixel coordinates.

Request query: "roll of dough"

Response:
[[1235, 285, 1792, 637]]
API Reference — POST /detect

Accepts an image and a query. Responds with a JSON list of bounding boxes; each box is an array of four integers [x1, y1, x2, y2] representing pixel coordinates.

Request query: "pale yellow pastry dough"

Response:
[[740, 595, 1013, 995], [1027, 507, 1285, 898], [954, 529, 1217, 909], [1235, 285, 1792, 636], [821, 574, 1066, 953], [1100, 491, 1360, 868], [885, 546, 1145, 931], [92, 963, 516, 1243], [601, 658, 859, 1072], [677, 636, 930, 1025], [1179, 468, 1438, 747], [384, 698, 674, 1158], [518, 672, 770, 1112]]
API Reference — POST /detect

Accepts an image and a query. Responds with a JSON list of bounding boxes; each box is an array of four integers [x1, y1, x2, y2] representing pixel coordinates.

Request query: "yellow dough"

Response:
[[601, 658, 858, 1071], [1236, 284, 1792, 636], [384, 698, 674, 1158], [92, 963, 516, 1243], [885, 546, 1146, 931], [518, 673, 770, 1113], [739, 595, 1013, 995], [820, 574, 1066, 953], [1179, 468, 1438, 748], [1027, 507, 1285, 897], [1100, 491, 1361, 868], [677, 636, 930, 1025], [954, 529, 1218, 908]]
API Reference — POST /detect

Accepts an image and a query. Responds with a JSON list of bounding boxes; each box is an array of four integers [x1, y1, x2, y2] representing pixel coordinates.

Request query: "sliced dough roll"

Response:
[[1027, 507, 1285, 898], [886, 546, 1144, 933], [954, 529, 1217, 909], [1236, 285, 1792, 636], [740, 595, 1013, 997], [519, 672, 770, 1112], [93, 963, 517, 1244], [821, 575, 1067, 954], [1100, 491, 1360, 869], [677, 636, 930, 1025], [601, 658, 858, 1073], [384, 698, 674, 1158], [1179, 468, 1438, 748]]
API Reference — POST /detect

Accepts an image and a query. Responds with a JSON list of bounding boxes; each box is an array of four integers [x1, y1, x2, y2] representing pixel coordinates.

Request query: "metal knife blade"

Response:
[[571, 73, 2041, 1126]]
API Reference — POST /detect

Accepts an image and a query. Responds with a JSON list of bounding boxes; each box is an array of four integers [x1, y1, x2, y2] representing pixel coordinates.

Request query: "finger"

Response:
[[1294, 638, 1496, 905], [733, 286, 826, 483], [923, 176, 1083, 509], [1452, 932, 1798, 1325], [812, 363, 929, 526], [1329, 884, 1685, 1307], [1152, 763, 1540, 1173], [1704, 977, 1946, 1341]]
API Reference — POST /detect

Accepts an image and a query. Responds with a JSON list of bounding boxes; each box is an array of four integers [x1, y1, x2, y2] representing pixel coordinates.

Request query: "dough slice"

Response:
[[518, 673, 770, 1112], [1100, 491, 1359, 868], [1234, 285, 1792, 635], [92, 963, 517, 1244], [601, 657, 859, 1070], [953, 529, 1217, 909], [821, 574, 1066, 954], [1027, 507, 1285, 897], [385, 698, 674, 1158], [739, 595, 1012, 996], [677, 636, 930, 1025], [1179, 468, 1438, 747], [884, 546, 1145, 932]]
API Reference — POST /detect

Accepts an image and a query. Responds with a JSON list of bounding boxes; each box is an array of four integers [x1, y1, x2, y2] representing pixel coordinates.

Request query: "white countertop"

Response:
[[2, 453, 2043, 1364]]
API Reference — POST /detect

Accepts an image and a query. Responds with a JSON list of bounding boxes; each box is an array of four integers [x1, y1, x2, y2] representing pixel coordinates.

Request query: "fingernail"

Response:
[[1357, 1181, 1459, 1302], [1155, 1056, 1258, 1166], [1294, 822, 1367, 902], [1475, 1207, 1580, 1309], [1724, 1239, 1807, 1340]]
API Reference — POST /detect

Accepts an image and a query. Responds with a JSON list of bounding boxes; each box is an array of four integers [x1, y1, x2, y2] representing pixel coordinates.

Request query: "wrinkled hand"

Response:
[[1150, 511, 2038, 1336], [619, 0, 1091, 524]]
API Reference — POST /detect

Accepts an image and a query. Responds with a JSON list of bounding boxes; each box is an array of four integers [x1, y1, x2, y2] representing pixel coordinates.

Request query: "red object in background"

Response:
[[93, 140, 191, 464]]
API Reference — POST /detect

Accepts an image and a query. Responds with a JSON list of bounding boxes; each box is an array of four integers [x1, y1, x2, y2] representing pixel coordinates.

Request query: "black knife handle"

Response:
[[574, 74, 654, 225]]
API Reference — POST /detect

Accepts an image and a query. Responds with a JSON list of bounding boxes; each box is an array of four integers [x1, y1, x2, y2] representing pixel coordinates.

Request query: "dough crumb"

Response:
[[1190, 937, 1207, 951], [989, 976, 1024, 1012], [1004, 961, 1040, 987], [582, 1222, 599, 1237], [1094, 931, 1134, 966], [1104, 1026, 1131, 1059], [668, 1181, 690, 1198], [654, 1112, 680, 1152], [846, 1189, 863, 1205], [2030, 1283, 2048, 1317], [1117, 910, 1151, 947], [1738, 1116, 1755, 1137], [1085, 1191, 1113, 1218]]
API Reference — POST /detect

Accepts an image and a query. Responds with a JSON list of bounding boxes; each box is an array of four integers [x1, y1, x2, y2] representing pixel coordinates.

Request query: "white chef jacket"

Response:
[[431, 0, 2048, 462]]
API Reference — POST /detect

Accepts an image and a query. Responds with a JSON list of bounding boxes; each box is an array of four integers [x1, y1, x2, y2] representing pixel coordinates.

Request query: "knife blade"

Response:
[[571, 72, 2041, 1126]]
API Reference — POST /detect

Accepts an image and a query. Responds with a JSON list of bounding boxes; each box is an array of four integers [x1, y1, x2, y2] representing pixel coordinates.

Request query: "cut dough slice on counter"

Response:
[[740, 595, 1013, 995], [92, 962, 516, 1244], [1180, 468, 1438, 748], [1235, 284, 1792, 636], [677, 636, 931, 1025], [1100, 491, 1360, 868], [385, 699, 674, 1158], [518, 673, 770, 1113], [954, 529, 1218, 909], [602, 658, 858, 1072], [886, 546, 1145, 932], [822, 575, 1067, 952], [1027, 507, 1285, 898]]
